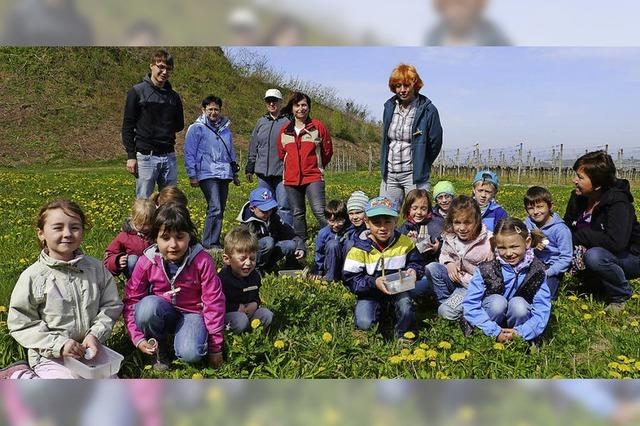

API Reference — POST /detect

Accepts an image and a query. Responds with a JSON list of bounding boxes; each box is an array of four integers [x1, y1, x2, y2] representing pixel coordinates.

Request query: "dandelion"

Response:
[[144, 365, 152, 370], [635, 361, 640, 371], [403, 331, 416, 339], [251, 318, 261, 329], [274, 340, 285, 349], [450, 352, 467, 362], [0, 306, 6, 313], [400, 348, 411, 357], [608, 362, 621, 369], [617, 355, 629, 362], [419, 343, 428, 349], [435, 371, 449, 380], [580, 304, 589, 311], [567, 295, 578, 301], [322, 332, 333, 343], [438, 341, 452, 350], [609, 371, 622, 379], [429, 361, 436, 367], [583, 313, 592, 320], [389, 355, 402, 364], [413, 348, 426, 358], [426, 349, 438, 360], [493, 343, 505, 350], [631, 294, 640, 299], [631, 320, 639, 327]]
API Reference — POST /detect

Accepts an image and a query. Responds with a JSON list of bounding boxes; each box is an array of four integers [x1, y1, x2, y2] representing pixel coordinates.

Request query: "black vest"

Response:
[[479, 257, 546, 304]]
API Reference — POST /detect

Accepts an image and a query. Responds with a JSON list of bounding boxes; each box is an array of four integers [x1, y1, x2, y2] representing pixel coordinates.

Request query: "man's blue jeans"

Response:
[[257, 175, 293, 226], [135, 152, 177, 199], [134, 295, 208, 363]]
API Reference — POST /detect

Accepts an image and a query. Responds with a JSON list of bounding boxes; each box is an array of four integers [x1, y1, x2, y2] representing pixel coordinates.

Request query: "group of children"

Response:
[[2, 169, 576, 378]]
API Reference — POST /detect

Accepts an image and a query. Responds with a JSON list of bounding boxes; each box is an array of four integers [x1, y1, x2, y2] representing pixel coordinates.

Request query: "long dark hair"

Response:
[[443, 195, 482, 239]]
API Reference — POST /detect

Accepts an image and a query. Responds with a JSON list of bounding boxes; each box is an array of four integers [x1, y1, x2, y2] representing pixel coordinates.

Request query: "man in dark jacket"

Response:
[[245, 89, 293, 225], [122, 49, 184, 199]]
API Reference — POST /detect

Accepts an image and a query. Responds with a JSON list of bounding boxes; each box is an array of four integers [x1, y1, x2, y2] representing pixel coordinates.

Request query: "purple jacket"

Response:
[[123, 244, 225, 352]]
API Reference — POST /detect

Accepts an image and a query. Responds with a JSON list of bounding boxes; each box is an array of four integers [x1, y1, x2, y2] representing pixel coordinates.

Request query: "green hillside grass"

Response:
[[0, 47, 380, 166]]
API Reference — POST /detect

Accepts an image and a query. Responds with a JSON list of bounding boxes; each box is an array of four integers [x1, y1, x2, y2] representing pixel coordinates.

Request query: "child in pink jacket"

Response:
[[123, 202, 225, 371]]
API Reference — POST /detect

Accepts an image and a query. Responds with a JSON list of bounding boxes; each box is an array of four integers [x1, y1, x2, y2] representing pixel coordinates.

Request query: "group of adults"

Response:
[[122, 48, 639, 308]]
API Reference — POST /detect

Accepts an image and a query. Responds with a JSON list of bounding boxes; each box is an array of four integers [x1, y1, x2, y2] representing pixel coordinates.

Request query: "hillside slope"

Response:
[[0, 47, 380, 166]]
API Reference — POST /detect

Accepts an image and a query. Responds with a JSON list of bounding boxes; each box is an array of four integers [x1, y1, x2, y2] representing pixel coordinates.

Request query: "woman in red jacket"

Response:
[[277, 92, 333, 241]]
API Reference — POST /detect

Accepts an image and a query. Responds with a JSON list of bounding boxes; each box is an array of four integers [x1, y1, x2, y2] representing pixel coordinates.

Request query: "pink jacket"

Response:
[[439, 225, 494, 287], [123, 244, 226, 353]]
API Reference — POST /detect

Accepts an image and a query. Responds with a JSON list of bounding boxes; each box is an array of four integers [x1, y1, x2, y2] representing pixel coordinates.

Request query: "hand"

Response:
[[244, 302, 259, 315], [238, 303, 246, 312], [233, 176, 241, 186], [189, 178, 199, 187], [294, 250, 305, 260], [82, 334, 101, 359], [406, 231, 418, 242], [406, 268, 417, 279], [126, 159, 137, 176], [535, 242, 546, 251], [245, 173, 254, 183], [62, 339, 85, 359], [446, 262, 461, 283], [137, 339, 158, 355], [425, 239, 440, 252], [496, 328, 516, 343], [118, 254, 128, 269], [375, 276, 392, 295], [208, 351, 223, 368]]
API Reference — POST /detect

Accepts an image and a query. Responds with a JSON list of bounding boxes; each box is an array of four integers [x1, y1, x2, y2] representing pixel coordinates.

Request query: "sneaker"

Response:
[[604, 302, 626, 314], [0, 361, 30, 379], [459, 318, 474, 338]]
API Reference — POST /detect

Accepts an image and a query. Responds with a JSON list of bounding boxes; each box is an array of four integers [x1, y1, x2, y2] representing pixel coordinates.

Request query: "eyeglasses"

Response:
[[265, 98, 281, 104], [153, 63, 173, 72]]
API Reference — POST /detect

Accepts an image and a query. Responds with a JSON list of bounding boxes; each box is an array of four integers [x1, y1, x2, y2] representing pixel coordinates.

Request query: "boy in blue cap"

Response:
[[342, 196, 424, 340], [236, 188, 305, 272], [472, 170, 508, 232]]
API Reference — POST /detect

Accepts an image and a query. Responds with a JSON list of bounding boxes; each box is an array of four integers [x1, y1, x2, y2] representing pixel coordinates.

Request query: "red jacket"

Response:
[[103, 220, 153, 276], [277, 118, 332, 186]]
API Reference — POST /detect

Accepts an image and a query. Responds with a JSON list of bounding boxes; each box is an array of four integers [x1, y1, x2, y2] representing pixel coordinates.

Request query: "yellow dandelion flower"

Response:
[[0, 305, 6, 313], [617, 355, 629, 362], [552, 375, 564, 379], [274, 340, 285, 349], [429, 361, 436, 367], [419, 343, 428, 349], [251, 318, 261, 329], [583, 313, 592, 320], [400, 348, 411, 357], [413, 348, 426, 357], [438, 341, 452, 350], [609, 371, 622, 379], [403, 331, 416, 339], [389, 355, 402, 364], [144, 364, 152, 370], [580, 304, 589, 311], [617, 364, 632, 373], [464, 350, 471, 356], [631, 294, 640, 299], [493, 342, 505, 350], [609, 362, 621, 369], [599, 310, 607, 315], [450, 352, 467, 362], [322, 332, 333, 343], [630, 320, 639, 327], [426, 349, 438, 360], [635, 361, 640, 370], [192, 373, 204, 380], [435, 371, 449, 380], [567, 295, 578, 301]]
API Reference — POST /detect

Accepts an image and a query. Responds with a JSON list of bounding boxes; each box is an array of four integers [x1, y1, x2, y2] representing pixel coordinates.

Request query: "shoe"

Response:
[[0, 361, 30, 379], [459, 318, 474, 338], [604, 302, 626, 314]]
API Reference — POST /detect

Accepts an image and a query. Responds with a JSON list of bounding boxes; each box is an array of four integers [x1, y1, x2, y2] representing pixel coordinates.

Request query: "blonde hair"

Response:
[[131, 199, 156, 230], [224, 226, 259, 255]]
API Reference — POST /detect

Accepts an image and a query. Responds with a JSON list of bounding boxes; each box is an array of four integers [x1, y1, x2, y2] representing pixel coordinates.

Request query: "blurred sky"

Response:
[[267, 0, 640, 45], [230, 47, 640, 155]]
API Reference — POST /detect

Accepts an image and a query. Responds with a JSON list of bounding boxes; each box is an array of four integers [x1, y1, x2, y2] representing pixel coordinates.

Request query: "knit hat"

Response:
[[433, 181, 456, 198], [473, 170, 499, 190], [347, 191, 368, 212]]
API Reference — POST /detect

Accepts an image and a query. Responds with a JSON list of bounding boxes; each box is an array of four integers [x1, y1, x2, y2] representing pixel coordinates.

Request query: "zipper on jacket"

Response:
[[266, 119, 275, 176]]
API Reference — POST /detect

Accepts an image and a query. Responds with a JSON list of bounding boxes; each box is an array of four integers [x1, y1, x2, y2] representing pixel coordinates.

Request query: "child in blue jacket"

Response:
[[472, 170, 508, 232], [314, 200, 349, 282], [523, 186, 573, 300], [463, 217, 552, 343]]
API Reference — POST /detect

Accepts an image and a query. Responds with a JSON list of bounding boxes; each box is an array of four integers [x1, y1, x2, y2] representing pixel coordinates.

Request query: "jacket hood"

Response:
[[195, 113, 231, 131], [122, 218, 135, 233], [525, 212, 565, 231], [143, 74, 173, 92], [602, 179, 634, 204], [143, 243, 205, 265], [237, 201, 268, 225], [39, 249, 84, 270]]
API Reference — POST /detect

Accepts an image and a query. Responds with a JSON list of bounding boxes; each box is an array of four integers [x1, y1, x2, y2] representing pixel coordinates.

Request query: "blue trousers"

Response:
[[134, 295, 208, 363], [583, 247, 638, 303], [354, 293, 415, 337], [199, 178, 230, 249], [225, 307, 274, 334], [135, 152, 177, 199], [258, 236, 297, 270], [482, 294, 531, 329]]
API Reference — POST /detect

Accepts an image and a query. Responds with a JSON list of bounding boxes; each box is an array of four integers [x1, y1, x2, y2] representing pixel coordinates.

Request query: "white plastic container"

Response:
[[383, 270, 416, 294], [278, 269, 303, 277], [64, 346, 124, 379]]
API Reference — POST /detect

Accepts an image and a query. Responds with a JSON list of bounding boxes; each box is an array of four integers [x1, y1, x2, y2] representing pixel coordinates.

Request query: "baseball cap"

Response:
[[264, 89, 283, 100], [473, 170, 499, 189], [365, 196, 399, 217], [249, 188, 278, 211]]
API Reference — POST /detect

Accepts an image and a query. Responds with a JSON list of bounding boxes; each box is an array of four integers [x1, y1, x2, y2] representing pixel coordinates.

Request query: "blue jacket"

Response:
[[315, 225, 348, 274], [525, 213, 573, 277], [479, 200, 508, 232], [184, 115, 237, 181], [380, 94, 443, 185], [463, 259, 551, 341], [343, 230, 424, 300]]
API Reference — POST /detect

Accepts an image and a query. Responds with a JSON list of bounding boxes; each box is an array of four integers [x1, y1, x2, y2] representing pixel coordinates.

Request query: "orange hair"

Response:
[[388, 64, 424, 94]]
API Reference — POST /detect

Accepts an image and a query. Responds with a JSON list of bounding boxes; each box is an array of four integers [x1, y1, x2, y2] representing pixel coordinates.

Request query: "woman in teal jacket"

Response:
[[184, 95, 240, 250]]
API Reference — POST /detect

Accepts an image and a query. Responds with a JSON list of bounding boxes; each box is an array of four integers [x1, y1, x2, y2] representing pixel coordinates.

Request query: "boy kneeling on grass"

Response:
[[219, 226, 274, 333], [342, 196, 424, 342]]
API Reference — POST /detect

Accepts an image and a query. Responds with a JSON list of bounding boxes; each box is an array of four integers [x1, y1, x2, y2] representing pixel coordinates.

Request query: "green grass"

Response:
[[0, 163, 639, 378]]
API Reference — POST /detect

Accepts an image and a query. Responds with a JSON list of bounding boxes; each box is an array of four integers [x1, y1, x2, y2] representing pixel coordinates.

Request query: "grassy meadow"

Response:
[[0, 162, 639, 379]]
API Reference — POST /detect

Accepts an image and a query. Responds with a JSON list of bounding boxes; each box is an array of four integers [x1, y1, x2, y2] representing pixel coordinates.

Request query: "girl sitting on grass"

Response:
[[2, 199, 123, 379]]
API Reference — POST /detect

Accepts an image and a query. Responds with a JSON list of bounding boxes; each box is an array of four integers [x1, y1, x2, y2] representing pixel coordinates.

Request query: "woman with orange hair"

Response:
[[380, 64, 443, 207]]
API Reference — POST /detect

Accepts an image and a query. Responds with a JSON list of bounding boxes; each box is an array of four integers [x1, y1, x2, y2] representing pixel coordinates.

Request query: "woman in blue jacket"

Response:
[[184, 95, 240, 250]]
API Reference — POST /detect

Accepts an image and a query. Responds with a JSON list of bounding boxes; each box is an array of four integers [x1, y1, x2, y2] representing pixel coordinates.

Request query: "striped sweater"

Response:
[[342, 230, 424, 299]]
